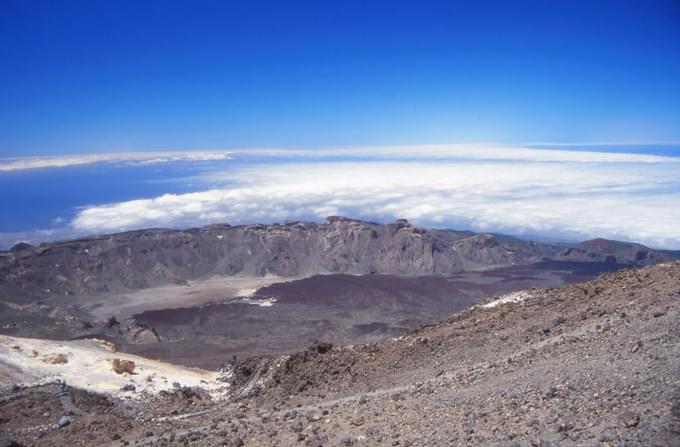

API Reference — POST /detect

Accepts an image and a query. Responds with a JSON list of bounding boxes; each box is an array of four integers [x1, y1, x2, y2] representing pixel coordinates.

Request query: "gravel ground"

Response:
[[2, 262, 679, 446]]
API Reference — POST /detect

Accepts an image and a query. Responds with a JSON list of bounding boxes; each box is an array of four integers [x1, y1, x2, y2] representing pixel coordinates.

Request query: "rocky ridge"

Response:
[[0, 217, 668, 298]]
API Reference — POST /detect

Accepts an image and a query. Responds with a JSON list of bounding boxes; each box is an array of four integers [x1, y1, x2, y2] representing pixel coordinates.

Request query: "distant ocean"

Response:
[[0, 157, 251, 240], [0, 151, 328, 242]]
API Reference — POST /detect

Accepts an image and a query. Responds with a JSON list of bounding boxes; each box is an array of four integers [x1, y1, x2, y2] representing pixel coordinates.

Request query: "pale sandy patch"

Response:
[[480, 291, 532, 309], [80, 276, 296, 320], [0, 335, 230, 399]]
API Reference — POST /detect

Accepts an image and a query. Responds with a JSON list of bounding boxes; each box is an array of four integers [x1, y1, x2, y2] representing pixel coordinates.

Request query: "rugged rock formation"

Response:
[[0, 217, 669, 298]]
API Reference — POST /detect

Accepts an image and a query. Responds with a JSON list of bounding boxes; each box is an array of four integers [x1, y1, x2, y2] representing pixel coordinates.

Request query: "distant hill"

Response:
[[659, 249, 680, 260], [0, 217, 670, 298]]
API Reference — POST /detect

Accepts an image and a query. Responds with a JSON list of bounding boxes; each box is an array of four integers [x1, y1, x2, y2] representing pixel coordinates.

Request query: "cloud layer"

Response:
[[0, 151, 232, 171], [4, 144, 678, 173], [69, 145, 680, 249], [228, 144, 680, 164]]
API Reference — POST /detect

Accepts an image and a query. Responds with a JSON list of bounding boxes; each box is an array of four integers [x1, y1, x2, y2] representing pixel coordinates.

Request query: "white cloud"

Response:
[[2, 144, 678, 172], [229, 144, 680, 163], [0, 151, 232, 172], [70, 155, 680, 249]]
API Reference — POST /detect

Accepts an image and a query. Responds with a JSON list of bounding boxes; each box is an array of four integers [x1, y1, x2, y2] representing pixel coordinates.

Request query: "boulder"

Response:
[[112, 358, 136, 374]]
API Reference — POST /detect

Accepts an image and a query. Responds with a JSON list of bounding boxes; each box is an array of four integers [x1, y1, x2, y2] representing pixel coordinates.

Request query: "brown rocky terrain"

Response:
[[0, 217, 669, 300], [2, 261, 679, 446], [0, 260, 626, 369]]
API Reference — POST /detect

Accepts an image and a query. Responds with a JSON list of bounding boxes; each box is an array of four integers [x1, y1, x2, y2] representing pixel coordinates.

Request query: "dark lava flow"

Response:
[[130, 261, 624, 368]]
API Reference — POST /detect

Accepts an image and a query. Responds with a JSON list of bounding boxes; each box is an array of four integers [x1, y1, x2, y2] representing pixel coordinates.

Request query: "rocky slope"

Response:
[[0, 217, 668, 298], [1, 262, 679, 446]]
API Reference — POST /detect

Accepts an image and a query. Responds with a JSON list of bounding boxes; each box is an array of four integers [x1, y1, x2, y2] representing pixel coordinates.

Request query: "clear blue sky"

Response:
[[1, 0, 679, 157]]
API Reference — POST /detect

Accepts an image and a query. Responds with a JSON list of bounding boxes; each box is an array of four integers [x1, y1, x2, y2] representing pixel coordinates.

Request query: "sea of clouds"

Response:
[[2, 145, 680, 249]]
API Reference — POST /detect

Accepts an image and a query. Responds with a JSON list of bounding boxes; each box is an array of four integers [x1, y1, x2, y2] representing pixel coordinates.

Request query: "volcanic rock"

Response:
[[0, 217, 669, 298], [111, 358, 135, 374]]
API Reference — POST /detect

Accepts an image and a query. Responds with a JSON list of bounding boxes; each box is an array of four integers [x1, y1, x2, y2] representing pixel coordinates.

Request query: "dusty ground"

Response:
[[73, 276, 294, 321], [1, 262, 679, 446]]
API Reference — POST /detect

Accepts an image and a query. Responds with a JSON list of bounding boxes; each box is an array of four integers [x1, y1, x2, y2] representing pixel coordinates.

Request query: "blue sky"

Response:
[[0, 2, 679, 249], [1, 0, 679, 156]]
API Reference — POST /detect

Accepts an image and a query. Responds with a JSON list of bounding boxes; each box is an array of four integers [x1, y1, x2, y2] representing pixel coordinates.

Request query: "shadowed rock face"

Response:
[[0, 217, 669, 298]]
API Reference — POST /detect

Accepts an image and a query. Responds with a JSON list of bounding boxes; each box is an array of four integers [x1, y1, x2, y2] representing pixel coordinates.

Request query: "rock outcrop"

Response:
[[111, 358, 135, 375], [0, 217, 669, 298]]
